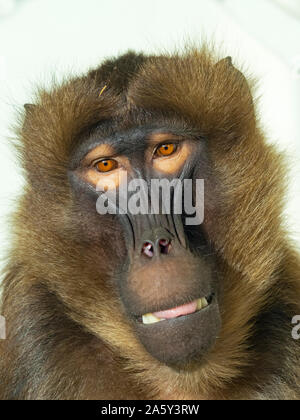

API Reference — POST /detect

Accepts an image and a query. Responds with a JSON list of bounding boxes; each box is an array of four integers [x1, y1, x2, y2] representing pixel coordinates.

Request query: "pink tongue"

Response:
[[153, 299, 198, 319]]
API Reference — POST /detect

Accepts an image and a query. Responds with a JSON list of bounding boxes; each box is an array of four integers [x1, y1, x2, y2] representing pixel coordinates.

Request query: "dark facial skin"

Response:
[[69, 121, 221, 368]]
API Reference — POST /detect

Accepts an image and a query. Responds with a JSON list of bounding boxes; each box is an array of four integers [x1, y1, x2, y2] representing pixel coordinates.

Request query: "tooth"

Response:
[[201, 297, 208, 308], [196, 298, 203, 311], [142, 313, 163, 324]]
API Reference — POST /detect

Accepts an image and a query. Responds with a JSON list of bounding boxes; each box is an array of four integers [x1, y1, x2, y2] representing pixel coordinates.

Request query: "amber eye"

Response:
[[155, 143, 177, 157], [95, 159, 118, 173]]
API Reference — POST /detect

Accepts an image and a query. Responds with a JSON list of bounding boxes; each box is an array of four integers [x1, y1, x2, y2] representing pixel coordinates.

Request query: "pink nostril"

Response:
[[142, 239, 171, 257], [142, 242, 154, 258], [159, 239, 171, 254]]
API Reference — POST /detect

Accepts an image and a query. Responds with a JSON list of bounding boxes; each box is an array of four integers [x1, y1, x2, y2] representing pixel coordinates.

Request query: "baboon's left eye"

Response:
[[155, 143, 177, 157]]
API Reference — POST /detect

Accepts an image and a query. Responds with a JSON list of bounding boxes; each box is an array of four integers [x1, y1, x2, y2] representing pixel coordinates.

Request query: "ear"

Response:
[[23, 103, 37, 129], [218, 56, 233, 66], [24, 103, 36, 112], [216, 56, 253, 99]]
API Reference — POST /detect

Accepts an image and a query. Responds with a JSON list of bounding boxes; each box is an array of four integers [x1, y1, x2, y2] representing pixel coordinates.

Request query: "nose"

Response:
[[141, 228, 172, 258]]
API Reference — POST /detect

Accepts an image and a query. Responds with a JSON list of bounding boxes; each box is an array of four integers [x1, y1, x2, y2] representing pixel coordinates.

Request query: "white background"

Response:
[[0, 0, 299, 272]]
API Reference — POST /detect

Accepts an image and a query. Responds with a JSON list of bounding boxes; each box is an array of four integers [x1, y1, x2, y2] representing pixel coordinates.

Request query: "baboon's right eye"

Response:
[[95, 159, 118, 173]]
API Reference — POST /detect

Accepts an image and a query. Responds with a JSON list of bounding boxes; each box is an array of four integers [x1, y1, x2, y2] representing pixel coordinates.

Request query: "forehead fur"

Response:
[[128, 48, 256, 137], [18, 46, 255, 188]]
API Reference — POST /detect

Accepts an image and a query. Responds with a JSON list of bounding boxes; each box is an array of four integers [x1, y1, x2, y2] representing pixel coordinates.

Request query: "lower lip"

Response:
[[133, 300, 221, 366]]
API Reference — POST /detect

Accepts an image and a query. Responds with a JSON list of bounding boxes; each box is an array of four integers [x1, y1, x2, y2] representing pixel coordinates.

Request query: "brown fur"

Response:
[[0, 46, 299, 400]]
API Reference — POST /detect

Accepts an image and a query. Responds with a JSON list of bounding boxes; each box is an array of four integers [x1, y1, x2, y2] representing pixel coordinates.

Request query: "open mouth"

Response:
[[140, 294, 213, 325], [131, 291, 220, 366]]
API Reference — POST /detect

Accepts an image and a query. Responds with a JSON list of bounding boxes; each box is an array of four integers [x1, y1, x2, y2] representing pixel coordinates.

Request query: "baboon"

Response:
[[0, 47, 299, 400]]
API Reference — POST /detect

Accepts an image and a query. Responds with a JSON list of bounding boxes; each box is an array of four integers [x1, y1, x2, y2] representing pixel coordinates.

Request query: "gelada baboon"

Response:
[[0, 47, 299, 400]]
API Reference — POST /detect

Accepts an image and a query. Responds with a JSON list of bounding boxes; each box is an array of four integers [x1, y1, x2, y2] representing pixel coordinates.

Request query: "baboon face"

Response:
[[21, 50, 258, 371], [69, 119, 221, 367]]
